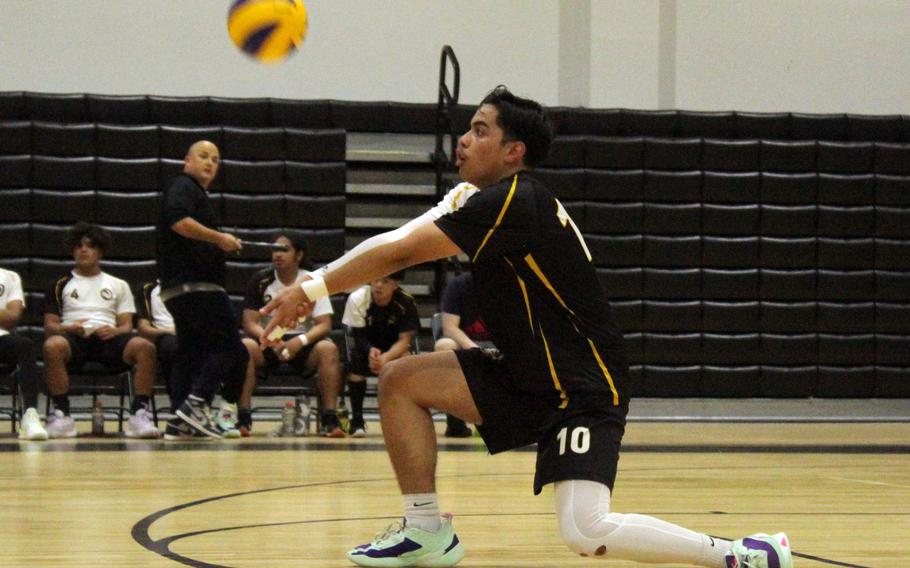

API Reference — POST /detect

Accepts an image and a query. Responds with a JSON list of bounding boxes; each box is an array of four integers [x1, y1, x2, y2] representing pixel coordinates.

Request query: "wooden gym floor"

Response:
[[1, 416, 908, 567]]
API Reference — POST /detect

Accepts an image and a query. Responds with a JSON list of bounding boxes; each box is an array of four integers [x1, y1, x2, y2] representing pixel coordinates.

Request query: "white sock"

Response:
[[403, 493, 441, 532], [697, 534, 732, 567], [555, 480, 730, 567]]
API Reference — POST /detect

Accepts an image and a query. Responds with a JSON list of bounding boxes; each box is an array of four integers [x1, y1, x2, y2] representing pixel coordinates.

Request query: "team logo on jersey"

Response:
[[100, 288, 114, 301], [264, 294, 273, 303], [0, 284, 5, 296]]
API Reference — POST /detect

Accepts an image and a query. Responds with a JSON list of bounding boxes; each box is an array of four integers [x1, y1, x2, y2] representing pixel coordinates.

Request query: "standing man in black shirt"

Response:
[[157, 140, 248, 439], [261, 88, 791, 568]]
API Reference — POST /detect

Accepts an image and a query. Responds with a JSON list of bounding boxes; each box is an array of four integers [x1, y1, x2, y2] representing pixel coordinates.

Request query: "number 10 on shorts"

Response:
[[556, 426, 590, 455]]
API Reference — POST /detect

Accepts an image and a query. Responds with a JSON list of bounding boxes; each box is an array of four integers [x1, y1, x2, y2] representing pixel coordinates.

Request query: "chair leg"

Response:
[[116, 373, 125, 433], [150, 394, 158, 427], [11, 370, 20, 433]]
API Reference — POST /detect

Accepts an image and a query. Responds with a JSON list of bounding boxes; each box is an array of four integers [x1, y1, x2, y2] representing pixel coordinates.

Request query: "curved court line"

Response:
[[132, 472, 876, 568]]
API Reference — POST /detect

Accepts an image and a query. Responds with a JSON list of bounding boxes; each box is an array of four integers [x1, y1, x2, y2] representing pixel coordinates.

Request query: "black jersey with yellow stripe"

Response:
[[435, 171, 628, 412]]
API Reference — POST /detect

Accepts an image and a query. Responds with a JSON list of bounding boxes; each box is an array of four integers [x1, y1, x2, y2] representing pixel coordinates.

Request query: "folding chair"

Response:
[[43, 362, 141, 432], [0, 363, 22, 433]]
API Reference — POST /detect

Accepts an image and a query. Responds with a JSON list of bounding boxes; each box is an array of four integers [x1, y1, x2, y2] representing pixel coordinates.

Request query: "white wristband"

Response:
[[297, 334, 309, 348], [300, 275, 329, 302]]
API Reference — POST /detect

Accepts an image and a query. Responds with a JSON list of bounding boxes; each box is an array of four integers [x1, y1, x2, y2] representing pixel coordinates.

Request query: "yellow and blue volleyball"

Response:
[[227, 0, 308, 63]]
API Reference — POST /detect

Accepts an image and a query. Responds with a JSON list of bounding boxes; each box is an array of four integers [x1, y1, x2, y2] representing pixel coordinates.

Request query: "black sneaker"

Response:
[[175, 396, 223, 439], [444, 415, 473, 438], [163, 418, 208, 441]]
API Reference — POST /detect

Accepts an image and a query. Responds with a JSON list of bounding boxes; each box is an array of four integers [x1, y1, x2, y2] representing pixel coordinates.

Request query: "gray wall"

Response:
[[1, 0, 907, 112]]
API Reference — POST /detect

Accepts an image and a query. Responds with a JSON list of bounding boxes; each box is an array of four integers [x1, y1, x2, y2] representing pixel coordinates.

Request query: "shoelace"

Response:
[[738, 550, 764, 568], [372, 520, 406, 544]]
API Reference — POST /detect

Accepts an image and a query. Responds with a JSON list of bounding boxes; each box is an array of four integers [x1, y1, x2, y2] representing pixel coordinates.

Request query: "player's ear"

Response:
[[505, 140, 526, 166]]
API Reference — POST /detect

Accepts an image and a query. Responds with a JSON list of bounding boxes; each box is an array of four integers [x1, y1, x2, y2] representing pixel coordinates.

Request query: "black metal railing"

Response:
[[434, 45, 460, 198], [433, 45, 462, 298]]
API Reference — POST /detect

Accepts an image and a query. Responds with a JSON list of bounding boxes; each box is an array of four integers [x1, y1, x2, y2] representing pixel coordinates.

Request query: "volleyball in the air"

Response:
[[227, 0, 308, 63]]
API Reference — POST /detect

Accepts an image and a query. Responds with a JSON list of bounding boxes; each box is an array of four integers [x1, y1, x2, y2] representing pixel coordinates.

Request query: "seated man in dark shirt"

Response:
[[434, 272, 496, 438], [342, 270, 419, 437]]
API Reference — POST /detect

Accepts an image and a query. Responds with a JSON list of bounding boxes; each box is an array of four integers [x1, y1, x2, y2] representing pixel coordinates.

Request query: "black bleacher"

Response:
[[0, 93, 348, 349], [535, 109, 910, 399], [2, 93, 908, 399]]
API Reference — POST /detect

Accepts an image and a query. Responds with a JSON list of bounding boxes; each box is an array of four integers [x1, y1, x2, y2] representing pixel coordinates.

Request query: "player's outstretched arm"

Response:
[[260, 222, 460, 346]]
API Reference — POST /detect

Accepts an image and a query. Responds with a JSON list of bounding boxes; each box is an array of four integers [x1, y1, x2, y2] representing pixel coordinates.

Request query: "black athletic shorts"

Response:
[[455, 347, 627, 495], [346, 338, 388, 376], [261, 341, 317, 375], [64, 332, 136, 371]]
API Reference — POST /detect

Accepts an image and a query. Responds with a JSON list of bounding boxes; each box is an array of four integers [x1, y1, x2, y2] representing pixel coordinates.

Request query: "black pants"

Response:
[[154, 333, 179, 405], [0, 334, 40, 409], [164, 292, 248, 408]]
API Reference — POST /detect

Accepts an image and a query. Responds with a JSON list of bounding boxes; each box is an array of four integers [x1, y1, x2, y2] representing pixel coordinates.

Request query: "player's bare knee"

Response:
[[136, 337, 156, 358], [316, 339, 338, 360], [377, 358, 409, 396], [242, 337, 258, 353], [434, 337, 457, 351], [42, 336, 68, 361]]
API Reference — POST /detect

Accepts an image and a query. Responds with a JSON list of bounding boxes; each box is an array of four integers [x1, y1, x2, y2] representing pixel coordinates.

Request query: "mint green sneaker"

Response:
[[215, 402, 241, 439], [725, 532, 792, 568], [347, 513, 464, 567]]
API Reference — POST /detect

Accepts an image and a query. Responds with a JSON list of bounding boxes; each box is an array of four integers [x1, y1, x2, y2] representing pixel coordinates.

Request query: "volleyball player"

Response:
[[42, 223, 159, 439], [261, 87, 791, 568], [240, 233, 345, 438], [0, 266, 47, 440]]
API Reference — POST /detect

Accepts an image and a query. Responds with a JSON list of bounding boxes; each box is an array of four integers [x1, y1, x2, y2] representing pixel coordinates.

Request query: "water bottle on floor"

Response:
[[280, 400, 297, 437], [91, 400, 105, 436], [294, 395, 310, 436]]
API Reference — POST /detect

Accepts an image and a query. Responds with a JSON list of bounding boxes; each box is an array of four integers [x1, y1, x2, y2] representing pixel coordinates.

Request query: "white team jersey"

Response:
[[260, 269, 333, 333], [341, 285, 372, 328], [56, 271, 136, 329], [149, 283, 175, 330], [0, 268, 25, 338]]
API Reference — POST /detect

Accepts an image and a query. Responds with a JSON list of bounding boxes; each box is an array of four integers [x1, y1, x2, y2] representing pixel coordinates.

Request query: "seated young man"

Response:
[[0, 266, 48, 440], [433, 271, 497, 438], [42, 222, 159, 439], [342, 271, 419, 437], [240, 233, 345, 437]]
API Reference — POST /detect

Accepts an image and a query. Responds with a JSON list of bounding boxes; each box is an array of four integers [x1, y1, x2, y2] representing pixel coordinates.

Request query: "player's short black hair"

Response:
[[480, 85, 554, 168], [272, 231, 313, 270], [65, 222, 111, 255], [387, 270, 406, 281]]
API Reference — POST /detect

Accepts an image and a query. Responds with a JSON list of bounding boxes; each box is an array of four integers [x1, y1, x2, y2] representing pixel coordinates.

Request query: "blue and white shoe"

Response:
[[347, 513, 464, 567], [726, 532, 793, 568], [175, 395, 222, 439]]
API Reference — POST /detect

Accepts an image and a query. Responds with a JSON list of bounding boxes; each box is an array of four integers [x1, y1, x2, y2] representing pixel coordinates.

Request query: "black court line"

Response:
[[132, 474, 880, 568], [7, 440, 910, 453]]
